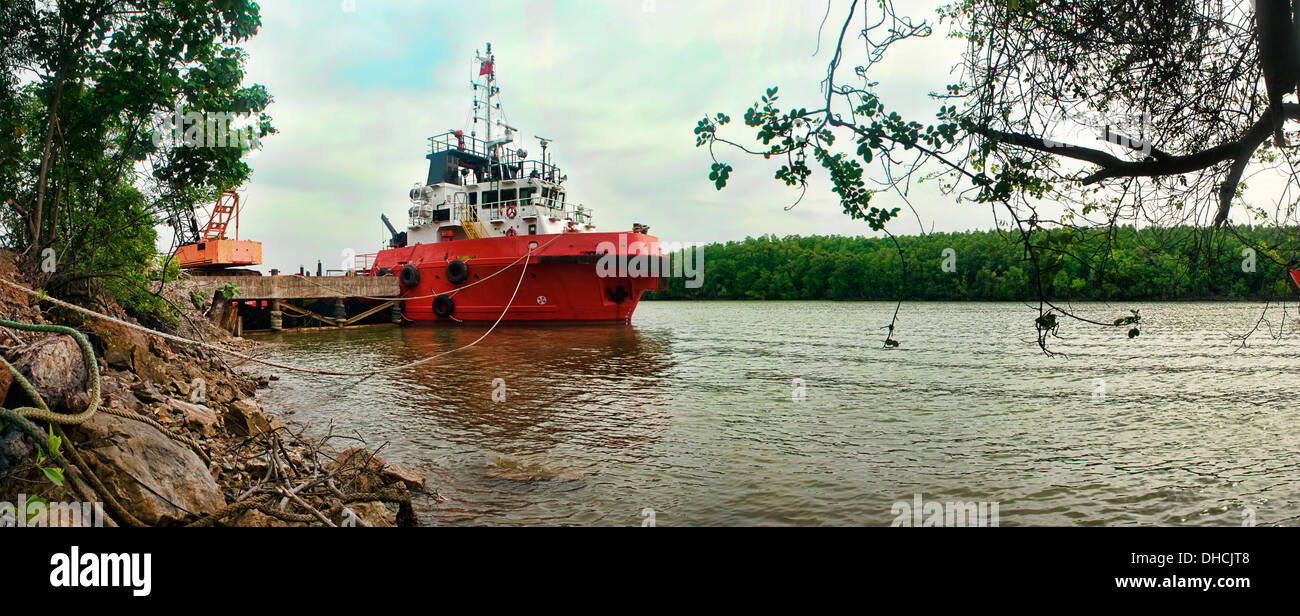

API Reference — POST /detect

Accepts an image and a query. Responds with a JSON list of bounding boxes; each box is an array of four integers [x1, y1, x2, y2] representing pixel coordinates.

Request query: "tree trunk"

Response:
[[30, 70, 66, 253], [1256, 0, 1300, 146]]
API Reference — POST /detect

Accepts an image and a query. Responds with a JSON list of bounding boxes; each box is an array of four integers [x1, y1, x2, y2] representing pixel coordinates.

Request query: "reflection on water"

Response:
[[251, 301, 1300, 526]]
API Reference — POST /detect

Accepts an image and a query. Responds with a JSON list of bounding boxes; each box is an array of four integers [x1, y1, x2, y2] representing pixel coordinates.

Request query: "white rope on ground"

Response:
[[294, 232, 567, 302], [0, 250, 535, 377]]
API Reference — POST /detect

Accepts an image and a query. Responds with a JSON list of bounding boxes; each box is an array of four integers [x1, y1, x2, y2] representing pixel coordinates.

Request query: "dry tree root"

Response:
[[194, 421, 422, 528]]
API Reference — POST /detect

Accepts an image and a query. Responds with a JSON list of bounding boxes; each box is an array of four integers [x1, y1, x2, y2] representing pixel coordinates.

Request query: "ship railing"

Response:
[[572, 204, 594, 225], [429, 131, 521, 166], [518, 160, 563, 183], [354, 252, 378, 273], [480, 197, 576, 222]]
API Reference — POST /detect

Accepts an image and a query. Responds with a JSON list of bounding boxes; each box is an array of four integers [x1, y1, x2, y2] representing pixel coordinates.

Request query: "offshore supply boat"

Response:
[[363, 44, 661, 323]]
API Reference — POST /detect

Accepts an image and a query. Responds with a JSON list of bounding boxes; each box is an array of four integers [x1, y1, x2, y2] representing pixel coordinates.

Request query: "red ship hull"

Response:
[[370, 232, 661, 323]]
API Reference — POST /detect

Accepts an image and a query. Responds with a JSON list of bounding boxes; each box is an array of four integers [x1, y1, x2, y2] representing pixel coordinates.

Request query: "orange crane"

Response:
[[171, 191, 262, 275]]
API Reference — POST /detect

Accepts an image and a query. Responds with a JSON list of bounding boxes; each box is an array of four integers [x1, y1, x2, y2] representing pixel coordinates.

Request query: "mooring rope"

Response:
[[0, 312, 428, 527], [291, 231, 565, 302], [0, 318, 207, 526], [0, 242, 535, 377], [0, 321, 101, 425], [0, 318, 209, 462]]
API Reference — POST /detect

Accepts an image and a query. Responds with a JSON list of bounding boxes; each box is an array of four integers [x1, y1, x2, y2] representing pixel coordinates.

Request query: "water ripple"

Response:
[[250, 301, 1300, 526]]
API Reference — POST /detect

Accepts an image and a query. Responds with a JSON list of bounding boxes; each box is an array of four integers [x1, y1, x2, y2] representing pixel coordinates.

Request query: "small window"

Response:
[[468, 192, 478, 205], [528, 224, 537, 235]]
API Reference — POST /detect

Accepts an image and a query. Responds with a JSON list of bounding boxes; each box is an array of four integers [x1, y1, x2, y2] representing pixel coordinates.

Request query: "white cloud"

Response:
[[161, 0, 1001, 271]]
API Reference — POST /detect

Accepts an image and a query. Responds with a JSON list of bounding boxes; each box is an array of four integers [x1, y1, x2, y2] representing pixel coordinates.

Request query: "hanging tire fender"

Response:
[[446, 259, 469, 284], [432, 294, 455, 318], [399, 264, 420, 288]]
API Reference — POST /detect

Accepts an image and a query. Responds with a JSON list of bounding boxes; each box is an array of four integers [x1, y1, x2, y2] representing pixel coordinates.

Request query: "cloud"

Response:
[[167, 0, 987, 271]]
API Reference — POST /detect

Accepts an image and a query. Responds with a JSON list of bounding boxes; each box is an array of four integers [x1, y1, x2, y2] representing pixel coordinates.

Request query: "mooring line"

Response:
[[294, 232, 566, 302], [0, 248, 533, 377]]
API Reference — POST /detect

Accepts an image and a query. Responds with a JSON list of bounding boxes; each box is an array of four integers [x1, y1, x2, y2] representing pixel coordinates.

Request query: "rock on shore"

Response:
[[68, 411, 225, 525], [0, 259, 426, 527]]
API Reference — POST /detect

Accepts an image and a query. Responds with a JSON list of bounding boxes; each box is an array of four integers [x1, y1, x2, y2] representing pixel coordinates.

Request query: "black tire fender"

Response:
[[446, 260, 469, 285], [399, 264, 420, 288], [432, 294, 455, 318]]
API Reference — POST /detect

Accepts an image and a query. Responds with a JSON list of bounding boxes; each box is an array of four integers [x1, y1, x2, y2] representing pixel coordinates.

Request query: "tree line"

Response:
[[1, 1, 272, 324], [647, 226, 1300, 301]]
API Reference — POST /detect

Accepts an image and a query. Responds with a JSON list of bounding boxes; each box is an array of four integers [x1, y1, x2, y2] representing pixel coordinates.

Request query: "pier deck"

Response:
[[184, 275, 398, 300], [184, 275, 402, 334]]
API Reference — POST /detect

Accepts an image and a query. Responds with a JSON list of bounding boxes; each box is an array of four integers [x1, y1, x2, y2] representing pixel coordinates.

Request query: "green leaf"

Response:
[[42, 466, 64, 487], [23, 495, 48, 522], [47, 424, 61, 457]]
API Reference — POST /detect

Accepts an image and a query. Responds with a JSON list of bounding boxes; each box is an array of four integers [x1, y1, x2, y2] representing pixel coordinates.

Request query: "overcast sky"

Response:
[[171, 0, 978, 272]]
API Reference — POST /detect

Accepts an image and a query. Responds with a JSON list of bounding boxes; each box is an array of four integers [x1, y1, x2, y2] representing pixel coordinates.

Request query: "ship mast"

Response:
[[473, 43, 497, 142]]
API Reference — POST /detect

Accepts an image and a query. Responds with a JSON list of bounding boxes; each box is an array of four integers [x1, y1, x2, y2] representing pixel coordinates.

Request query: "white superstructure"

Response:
[[403, 43, 595, 245]]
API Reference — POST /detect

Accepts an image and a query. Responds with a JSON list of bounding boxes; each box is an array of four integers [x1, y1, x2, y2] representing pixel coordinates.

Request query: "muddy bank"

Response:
[[0, 256, 426, 527]]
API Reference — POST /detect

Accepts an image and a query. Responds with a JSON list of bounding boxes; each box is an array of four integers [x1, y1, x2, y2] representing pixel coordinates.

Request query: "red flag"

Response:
[[479, 60, 494, 76]]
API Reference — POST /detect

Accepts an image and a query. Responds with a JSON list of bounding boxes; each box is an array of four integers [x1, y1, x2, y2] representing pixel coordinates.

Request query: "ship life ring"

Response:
[[432, 294, 455, 318], [446, 259, 469, 284], [504, 204, 518, 220], [504, 228, 517, 237], [399, 264, 420, 288]]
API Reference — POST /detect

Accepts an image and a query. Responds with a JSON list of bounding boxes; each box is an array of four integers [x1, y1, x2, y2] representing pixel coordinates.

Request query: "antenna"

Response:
[[536, 135, 552, 167]]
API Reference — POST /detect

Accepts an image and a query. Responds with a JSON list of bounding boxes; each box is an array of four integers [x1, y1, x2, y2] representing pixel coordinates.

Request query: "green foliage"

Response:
[[1113, 309, 1142, 338], [0, 0, 273, 326], [34, 424, 63, 487], [648, 226, 1300, 302], [708, 162, 732, 190], [219, 282, 240, 299]]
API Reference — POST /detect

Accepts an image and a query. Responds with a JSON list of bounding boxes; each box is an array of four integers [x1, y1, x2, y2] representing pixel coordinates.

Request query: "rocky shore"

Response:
[[0, 255, 425, 527]]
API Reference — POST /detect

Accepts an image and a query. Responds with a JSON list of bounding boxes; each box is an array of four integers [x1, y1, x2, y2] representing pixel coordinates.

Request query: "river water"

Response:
[[248, 301, 1300, 526]]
